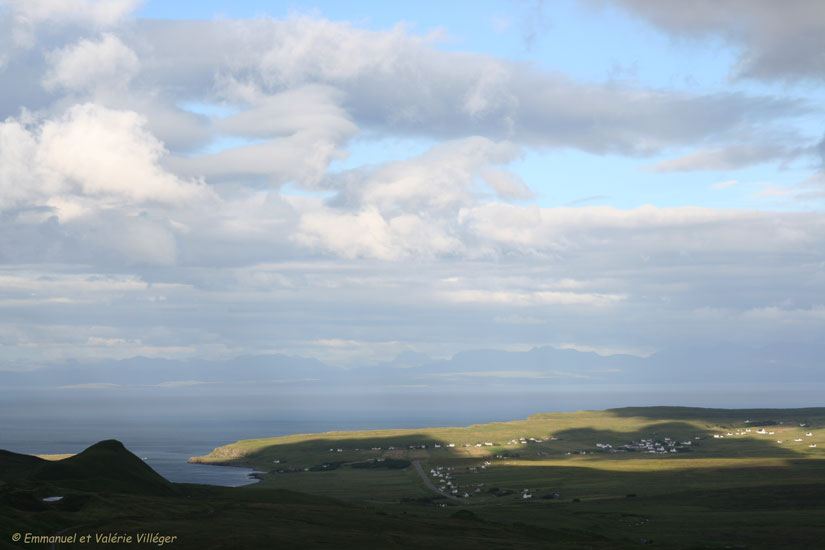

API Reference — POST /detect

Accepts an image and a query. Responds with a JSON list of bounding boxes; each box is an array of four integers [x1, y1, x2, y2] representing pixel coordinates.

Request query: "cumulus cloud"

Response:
[[38, 104, 206, 202], [43, 33, 139, 92], [330, 137, 522, 212], [2, 0, 141, 48], [0, 7, 822, 374], [0, 102, 225, 268], [292, 137, 525, 259], [2, 12, 814, 187], [0, 103, 212, 212], [4, 0, 140, 27]]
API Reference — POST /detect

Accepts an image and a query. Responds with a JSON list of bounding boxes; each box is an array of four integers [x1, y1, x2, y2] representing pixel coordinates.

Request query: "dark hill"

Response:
[[31, 439, 177, 496], [0, 450, 46, 482]]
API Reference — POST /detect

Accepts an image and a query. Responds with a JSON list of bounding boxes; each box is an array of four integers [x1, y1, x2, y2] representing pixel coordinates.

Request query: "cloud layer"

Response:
[[0, 1, 822, 384]]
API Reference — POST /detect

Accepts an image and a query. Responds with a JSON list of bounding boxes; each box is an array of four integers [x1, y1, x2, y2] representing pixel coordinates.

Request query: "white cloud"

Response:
[[742, 306, 825, 324], [0, 8, 823, 374], [427, 370, 591, 380], [168, 134, 346, 188], [2, 104, 210, 213], [643, 144, 796, 172], [481, 169, 533, 200], [332, 137, 522, 212], [293, 137, 524, 259], [5, 0, 140, 27], [43, 33, 139, 92], [293, 203, 465, 261], [165, 84, 359, 187], [216, 84, 356, 141], [59, 382, 121, 389], [440, 289, 625, 307], [3, 0, 141, 48], [461, 59, 515, 118], [119, 16, 810, 158], [0, 117, 46, 209], [493, 314, 546, 325], [37, 103, 211, 204], [553, 342, 655, 358], [151, 380, 211, 388]]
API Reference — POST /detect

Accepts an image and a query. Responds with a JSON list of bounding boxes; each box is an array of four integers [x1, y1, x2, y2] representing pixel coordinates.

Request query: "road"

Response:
[[412, 460, 463, 503]]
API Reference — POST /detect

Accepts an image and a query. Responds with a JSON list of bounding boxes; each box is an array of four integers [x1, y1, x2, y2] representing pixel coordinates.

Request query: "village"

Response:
[[267, 422, 818, 494], [712, 424, 817, 447]]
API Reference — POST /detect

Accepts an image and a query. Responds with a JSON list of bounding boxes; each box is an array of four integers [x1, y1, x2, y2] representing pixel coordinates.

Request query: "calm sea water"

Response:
[[0, 417, 469, 487], [3, 385, 822, 486], [1, 398, 526, 486]]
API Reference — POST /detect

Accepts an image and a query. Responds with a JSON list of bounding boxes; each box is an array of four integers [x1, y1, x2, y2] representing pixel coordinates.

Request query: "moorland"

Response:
[[3, 406, 825, 549]]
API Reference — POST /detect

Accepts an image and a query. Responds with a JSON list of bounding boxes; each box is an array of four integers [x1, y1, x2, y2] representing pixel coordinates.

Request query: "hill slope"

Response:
[[31, 439, 177, 495]]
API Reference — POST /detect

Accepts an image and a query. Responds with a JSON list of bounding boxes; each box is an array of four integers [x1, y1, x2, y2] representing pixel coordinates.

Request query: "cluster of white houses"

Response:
[[714, 428, 756, 438], [429, 461, 499, 499], [564, 436, 697, 455], [615, 437, 696, 454], [429, 465, 473, 498], [506, 436, 556, 445], [323, 435, 563, 455], [713, 428, 817, 446]]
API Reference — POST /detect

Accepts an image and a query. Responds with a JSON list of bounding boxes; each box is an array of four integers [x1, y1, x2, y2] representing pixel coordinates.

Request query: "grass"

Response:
[[33, 454, 75, 461], [3, 406, 825, 549]]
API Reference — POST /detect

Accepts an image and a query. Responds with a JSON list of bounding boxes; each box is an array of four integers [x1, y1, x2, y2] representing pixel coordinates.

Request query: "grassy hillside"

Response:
[[186, 406, 825, 548], [0, 442, 600, 549], [0, 451, 46, 484], [31, 440, 177, 496], [192, 406, 825, 470], [3, 407, 825, 549]]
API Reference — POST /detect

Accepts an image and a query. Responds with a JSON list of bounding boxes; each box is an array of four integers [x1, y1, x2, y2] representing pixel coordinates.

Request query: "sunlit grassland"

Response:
[[33, 454, 75, 461], [203, 404, 825, 549], [190, 406, 825, 526]]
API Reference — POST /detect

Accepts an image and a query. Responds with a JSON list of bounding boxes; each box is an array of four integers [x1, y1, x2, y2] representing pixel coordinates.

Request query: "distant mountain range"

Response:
[[2, 342, 822, 392]]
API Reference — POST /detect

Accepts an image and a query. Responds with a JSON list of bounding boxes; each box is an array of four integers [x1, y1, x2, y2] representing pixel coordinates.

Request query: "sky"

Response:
[[1, 0, 824, 395]]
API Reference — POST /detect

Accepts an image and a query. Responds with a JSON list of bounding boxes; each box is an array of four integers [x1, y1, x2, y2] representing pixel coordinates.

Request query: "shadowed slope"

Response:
[[0, 450, 47, 483], [30, 440, 177, 495]]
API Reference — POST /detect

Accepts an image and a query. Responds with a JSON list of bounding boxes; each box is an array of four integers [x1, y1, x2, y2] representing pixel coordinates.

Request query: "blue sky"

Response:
[[0, 0, 824, 391], [136, 0, 822, 212]]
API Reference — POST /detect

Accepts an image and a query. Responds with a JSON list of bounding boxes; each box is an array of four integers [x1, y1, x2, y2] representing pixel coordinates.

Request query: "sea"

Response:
[[3, 384, 822, 487]]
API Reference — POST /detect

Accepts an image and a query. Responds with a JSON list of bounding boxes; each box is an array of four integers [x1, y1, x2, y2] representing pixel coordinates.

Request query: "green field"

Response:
[[3, 407, 825, 549]]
